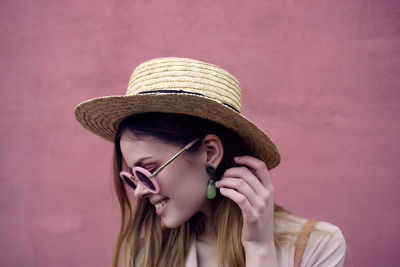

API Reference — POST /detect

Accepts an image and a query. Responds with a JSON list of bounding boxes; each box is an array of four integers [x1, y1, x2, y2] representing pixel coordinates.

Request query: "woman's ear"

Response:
[[202, 134, 224, 168]]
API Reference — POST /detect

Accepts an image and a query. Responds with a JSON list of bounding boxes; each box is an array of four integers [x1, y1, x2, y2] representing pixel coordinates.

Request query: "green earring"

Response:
[[206, 166, 216, 199]]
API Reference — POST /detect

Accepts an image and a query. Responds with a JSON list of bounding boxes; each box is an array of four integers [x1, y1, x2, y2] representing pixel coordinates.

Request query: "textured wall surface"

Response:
[[1, 0, 399, 266]]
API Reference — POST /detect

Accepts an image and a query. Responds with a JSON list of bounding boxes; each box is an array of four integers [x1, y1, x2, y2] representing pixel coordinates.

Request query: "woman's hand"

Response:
[[215, 156, 278, 266]]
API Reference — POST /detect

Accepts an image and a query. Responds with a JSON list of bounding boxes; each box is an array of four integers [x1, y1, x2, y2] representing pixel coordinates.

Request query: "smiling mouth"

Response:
[[155, 199, 168, 209]]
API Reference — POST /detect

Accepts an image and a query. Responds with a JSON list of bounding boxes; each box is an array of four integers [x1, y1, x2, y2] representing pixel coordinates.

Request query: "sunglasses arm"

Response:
[[149, 138, 200, 177]]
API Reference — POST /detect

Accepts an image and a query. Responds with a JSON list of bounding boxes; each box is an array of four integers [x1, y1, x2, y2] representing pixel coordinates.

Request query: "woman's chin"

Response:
[[160, 218, 174, 230], [160, 217, 185, 230]]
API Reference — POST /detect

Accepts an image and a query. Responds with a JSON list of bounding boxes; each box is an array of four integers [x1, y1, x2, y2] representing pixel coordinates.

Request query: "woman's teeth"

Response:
[[155, 199, 168, 209]]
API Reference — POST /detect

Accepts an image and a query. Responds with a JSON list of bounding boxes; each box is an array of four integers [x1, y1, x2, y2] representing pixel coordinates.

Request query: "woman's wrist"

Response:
[[244, 240, 278, 267]]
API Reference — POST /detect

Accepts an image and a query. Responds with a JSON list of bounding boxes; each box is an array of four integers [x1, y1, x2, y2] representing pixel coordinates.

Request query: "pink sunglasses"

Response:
[[119, 138, 200, 194]]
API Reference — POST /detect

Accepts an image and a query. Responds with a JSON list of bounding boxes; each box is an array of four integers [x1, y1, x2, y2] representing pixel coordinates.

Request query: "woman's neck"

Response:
[[196, 228, 218, 267]]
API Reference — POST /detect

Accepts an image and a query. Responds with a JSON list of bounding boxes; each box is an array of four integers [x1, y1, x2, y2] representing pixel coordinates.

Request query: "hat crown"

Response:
[[126, 57, 242, 112], [74, 57, 281, 169]]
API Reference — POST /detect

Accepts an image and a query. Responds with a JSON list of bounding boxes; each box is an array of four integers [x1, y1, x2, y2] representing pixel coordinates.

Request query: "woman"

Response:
[[74, 57, 346, 267]]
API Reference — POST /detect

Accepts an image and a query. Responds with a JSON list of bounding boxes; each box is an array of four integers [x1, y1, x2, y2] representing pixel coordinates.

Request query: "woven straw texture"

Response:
[[74, 57, 280, 169]]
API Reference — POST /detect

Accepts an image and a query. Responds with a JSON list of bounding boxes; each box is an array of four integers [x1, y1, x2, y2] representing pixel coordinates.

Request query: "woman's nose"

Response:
[[134, 182, 153, 198]]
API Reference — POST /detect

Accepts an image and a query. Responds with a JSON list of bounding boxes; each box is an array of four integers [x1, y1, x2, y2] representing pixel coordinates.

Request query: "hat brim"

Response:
[[74, 93, 280, 169]]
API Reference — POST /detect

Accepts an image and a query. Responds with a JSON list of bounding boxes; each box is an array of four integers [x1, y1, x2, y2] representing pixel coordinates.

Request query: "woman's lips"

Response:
[[155, 199, 168, 215]]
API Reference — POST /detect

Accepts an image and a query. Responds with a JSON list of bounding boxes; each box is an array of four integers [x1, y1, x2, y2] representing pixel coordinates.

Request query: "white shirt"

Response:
[[184, 213, 346, 267], [135, 213, 346, 267]]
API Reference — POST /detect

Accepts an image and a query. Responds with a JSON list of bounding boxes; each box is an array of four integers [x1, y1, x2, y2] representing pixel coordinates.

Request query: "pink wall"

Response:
[[1, 0, 399, 266]]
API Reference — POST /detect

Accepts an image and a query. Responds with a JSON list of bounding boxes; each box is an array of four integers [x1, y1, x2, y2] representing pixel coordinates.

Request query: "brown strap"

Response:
[[294, 220, 316, 267]]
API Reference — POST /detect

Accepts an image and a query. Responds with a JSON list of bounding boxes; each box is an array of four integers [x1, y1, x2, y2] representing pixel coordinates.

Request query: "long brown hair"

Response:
[[111, 113, 289, 267]]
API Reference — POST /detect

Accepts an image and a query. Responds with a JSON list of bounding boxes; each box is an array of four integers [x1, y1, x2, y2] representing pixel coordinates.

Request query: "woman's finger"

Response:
[[222, 166, 265, 196], [218, 187, 258, 222], [216, 177, 263, 208], [233, 156, 273, 190]]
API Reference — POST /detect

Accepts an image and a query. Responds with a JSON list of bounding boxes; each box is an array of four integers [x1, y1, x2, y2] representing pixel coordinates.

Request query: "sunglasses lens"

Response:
[[135, 171, 156, 191], [121, 174, 137, 190]]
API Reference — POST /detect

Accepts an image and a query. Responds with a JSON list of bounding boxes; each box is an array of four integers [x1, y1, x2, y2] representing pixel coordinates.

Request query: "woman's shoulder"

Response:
[[274, 211, 346, 266], [275, 211, 344, 234]]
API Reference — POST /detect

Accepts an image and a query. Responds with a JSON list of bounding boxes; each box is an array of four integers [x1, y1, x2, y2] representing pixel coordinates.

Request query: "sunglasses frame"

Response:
[[119, 138, 200, 194]]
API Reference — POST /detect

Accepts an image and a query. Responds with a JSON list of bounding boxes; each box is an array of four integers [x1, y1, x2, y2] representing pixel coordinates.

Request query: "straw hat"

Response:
[[74, 57, 281, 169]]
